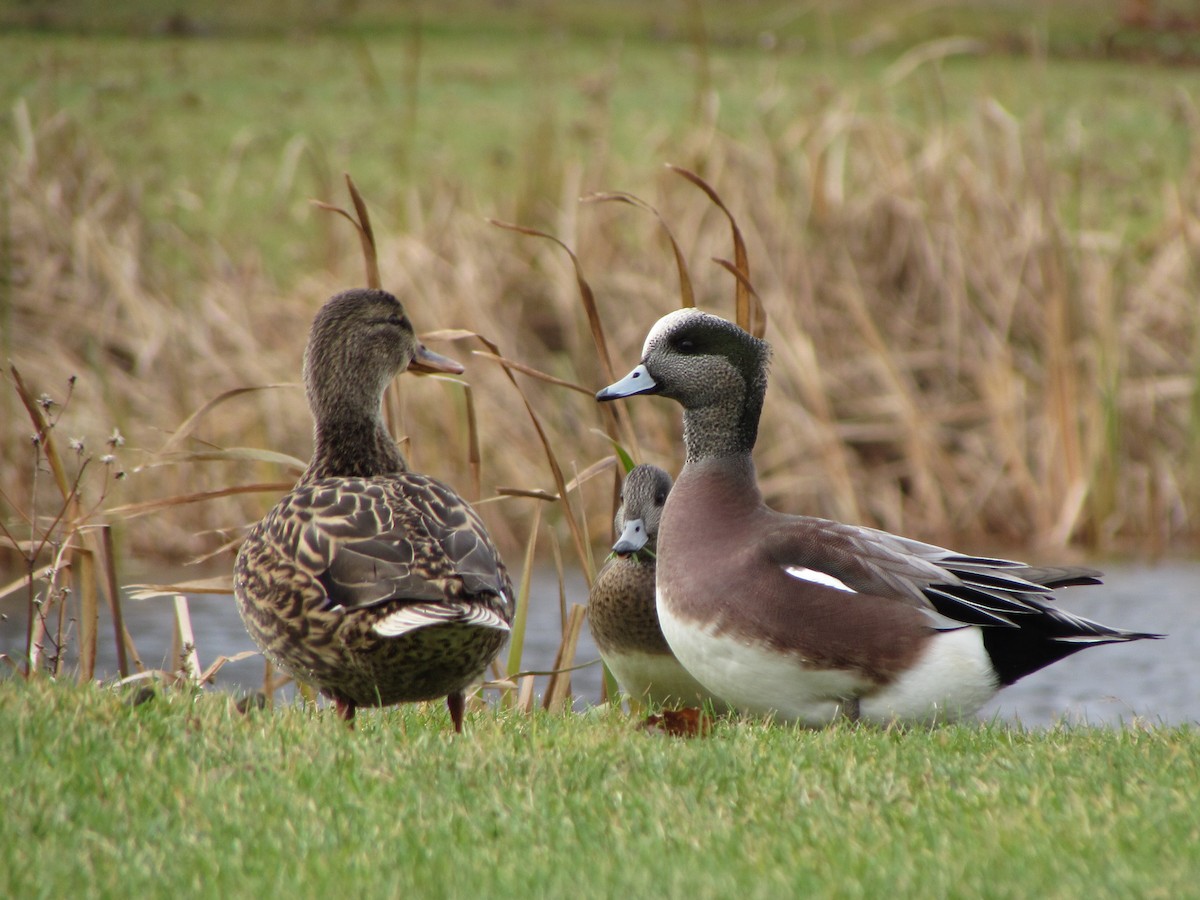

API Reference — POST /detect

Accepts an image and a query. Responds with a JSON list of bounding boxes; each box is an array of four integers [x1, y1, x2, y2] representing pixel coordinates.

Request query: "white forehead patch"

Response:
[[641, 308, 728, 356]]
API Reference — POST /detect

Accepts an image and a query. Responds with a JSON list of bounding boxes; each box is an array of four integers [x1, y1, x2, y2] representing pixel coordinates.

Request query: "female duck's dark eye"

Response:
[[369, 315, 407, 328], [655, 492, 667, 505]]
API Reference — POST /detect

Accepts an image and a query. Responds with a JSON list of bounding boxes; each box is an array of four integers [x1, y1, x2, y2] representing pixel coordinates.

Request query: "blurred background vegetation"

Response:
[[2, 0, 1199, 584]]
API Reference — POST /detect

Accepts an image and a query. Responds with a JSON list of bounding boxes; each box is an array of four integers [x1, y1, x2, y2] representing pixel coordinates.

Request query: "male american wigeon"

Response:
[[588, 464, 730, 710], [596, 308, 1161, 726]]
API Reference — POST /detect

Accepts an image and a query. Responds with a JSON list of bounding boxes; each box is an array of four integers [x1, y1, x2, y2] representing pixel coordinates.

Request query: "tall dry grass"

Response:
[[4, 91, 1199, 566], [2, 82, 1199, 688]]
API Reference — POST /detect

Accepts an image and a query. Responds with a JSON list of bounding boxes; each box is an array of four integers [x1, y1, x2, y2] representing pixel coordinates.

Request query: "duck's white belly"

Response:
[[602, 650, 730, 711], [656, 588, 999, 726]]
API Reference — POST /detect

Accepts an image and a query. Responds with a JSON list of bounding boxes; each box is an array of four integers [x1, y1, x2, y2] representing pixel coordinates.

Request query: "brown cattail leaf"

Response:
[[98, 524, 140, 675], [172, 594, 201, 684], [183, 536, 244, 567], [462, 381, 481, 502], [668, 165, 766, 337], [199, 650, 259, 685], [542, 603, 587, 712], [343, 175, 380, 286], [582, 191, 695, 308], [261, 658, 276, 701], [0, 565, 62, 603], [112, 670, 173, 689], [419, 328, 482, 343], [157, 385, 295, 457], [482, 674, 518, 693], [712, 258, 768, 337], [504, 500, 542, 682], [507, 658, 602, 679], [142, 448, 306, 473], [76, 548, 98, 683], [487, 219, 614, 377], [412, 373, 479, 500], [104, 483, 295, 520], [565, 455, 617, 493], [471, 350, 593, 395], [10, 365, 74, 503], [488, 218, 640, 459], [550, 527, 569, 624], [311, 173, 381, 289], [494, 487, 561, 502], [516, 674, 536, 714], [471, 331, 593, 584], [311, 201, 369, 277], [128, 576, 235, 597]]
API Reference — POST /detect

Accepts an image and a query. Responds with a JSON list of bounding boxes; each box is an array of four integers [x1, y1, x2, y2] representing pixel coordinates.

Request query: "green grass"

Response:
[[3, 680, 1197, 898]]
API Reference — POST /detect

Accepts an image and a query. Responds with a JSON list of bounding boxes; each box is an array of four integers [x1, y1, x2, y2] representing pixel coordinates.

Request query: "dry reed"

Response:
[[3, 80, 1199, 695]]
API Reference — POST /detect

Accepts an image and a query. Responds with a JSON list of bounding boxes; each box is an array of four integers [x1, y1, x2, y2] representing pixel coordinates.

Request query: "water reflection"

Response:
[[1, 561, 1194, 727]]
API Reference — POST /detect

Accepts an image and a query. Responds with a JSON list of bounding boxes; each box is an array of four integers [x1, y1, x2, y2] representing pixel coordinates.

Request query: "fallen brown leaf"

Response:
[[639, 707, 713, 738]]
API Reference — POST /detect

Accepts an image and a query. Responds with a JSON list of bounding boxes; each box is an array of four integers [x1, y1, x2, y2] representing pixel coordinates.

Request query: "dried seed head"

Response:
[[69, 437, 85, 455], [107, 428, 125, 448], [38, 393, 55, 411]]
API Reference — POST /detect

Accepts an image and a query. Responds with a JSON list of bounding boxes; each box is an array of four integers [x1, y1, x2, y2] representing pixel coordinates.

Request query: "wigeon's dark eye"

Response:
[[655, 492, 667, 505], [676, 338, 697, 353]]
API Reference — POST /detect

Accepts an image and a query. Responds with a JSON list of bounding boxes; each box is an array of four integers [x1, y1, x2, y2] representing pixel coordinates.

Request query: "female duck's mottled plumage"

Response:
[[234, 288, 513, 730], [588, 465, 729, 710], [597, 308, 1161, 726]]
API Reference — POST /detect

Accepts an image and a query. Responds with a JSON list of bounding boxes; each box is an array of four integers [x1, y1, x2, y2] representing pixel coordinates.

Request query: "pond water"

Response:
[[2, 561, 1195, 728]]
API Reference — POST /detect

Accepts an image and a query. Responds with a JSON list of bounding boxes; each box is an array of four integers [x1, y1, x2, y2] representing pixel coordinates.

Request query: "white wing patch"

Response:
[[783, 566, 855, 593], [373, 602, 512, 637]]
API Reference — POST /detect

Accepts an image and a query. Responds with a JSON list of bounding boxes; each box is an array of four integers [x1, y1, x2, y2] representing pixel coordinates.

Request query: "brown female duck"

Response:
[[234, 288, 513, 730], [588, 464, 728, 710]]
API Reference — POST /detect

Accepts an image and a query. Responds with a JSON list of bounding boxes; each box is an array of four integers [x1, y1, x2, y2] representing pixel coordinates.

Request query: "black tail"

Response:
[[980, 597, 1163, 686]]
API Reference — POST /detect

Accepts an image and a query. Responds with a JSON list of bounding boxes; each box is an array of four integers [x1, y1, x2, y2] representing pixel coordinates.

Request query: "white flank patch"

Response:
[[859, 627, 998, 724], [657, 586, 999, 726], [783, 566, 855, 593]]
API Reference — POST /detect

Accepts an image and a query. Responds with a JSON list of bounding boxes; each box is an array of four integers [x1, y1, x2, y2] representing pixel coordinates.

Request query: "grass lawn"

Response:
[[2, 680, 1197, 898]]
